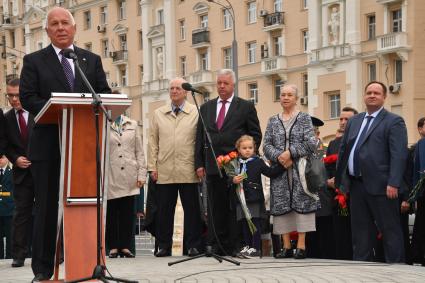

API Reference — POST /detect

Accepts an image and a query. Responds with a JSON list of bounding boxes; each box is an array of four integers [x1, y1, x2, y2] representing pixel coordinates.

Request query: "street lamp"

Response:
[[207, 0, 238, 97]]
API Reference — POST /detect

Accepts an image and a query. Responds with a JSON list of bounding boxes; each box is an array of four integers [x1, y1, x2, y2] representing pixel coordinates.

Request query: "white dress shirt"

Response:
[[52, 44, 75, 76]]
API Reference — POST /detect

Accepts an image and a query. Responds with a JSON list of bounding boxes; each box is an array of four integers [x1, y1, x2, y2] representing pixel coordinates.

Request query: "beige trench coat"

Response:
[[147, 102, 199, 184], [108, 115, 147, 200]]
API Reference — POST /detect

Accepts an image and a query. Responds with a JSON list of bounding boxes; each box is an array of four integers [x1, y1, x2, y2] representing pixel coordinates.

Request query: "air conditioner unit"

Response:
[[260, 10, 268, 17], [97, 25, 106, 33], [389, 83, 401, 94], [300, 96, 308, 105]]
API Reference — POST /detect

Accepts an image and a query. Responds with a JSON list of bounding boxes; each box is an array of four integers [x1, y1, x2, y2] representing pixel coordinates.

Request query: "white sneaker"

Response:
[[244, 247, 260, 257], [239, 245, 249, 254]]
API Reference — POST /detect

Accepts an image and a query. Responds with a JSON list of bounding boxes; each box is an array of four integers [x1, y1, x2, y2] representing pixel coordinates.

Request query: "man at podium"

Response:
[[19, 7, 111, 282]]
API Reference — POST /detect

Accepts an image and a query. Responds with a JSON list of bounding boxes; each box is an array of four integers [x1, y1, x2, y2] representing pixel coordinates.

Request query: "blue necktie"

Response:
[[353, 116, 373, 177], [60, 50, 75, 91]]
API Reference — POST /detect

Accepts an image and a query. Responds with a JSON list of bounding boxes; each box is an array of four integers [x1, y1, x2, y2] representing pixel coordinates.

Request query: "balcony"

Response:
[[263, 12, 284, 32], [188, 70, 214, 86], [143, 79, 169, 94], [376, 32, 409, 61], [309, 44, 354, 63], [376, 0, 400, 4], [111, 50, 128, 64], [260, 56, 287, 75], [192, 28, 210, 48]]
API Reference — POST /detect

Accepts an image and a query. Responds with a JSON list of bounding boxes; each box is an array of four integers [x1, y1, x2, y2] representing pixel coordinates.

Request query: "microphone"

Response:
[[182, 82, 204, 95], [62, 48, 78, 61]]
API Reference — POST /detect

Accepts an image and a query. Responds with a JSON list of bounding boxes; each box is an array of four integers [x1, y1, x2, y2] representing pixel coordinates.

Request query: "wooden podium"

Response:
[[35, 93, 131, 282]]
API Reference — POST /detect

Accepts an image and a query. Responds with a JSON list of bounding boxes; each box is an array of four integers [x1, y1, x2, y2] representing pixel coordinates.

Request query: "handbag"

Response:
[[304, 154, 327, 193]]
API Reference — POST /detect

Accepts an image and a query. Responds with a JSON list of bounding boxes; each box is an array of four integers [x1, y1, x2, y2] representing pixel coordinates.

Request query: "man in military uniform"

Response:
[[0, 155, 14, 259]]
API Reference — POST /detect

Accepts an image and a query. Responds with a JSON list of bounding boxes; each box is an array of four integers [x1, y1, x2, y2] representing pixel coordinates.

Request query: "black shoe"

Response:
[[188, 247, 200, 257], [11, 258, 24, 267], [274, 248, 293, 259], [294, 248, 306, 259], [32, 273, 50, 282], [120, 250, 135, 258], [155, 248, 171, 257]]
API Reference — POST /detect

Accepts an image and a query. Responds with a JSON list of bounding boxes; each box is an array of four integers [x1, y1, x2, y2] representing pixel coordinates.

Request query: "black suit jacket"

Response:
[[19, 44, 111, 161], [335, 108, 408, 195], [4, 109, 35, 184], [195, 96, 262, 175]]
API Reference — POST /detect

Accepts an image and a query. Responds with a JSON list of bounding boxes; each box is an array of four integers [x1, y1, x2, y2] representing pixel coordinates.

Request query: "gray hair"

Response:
[[216, 69, 236, 83], [47, 7, 76, 26], [281, 84, 299, 98]]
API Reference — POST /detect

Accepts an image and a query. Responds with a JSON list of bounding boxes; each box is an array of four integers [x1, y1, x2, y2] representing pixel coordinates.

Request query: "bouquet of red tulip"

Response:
[[323, 154, 338, 164], [216, 151, 257, 234], [334, 188, 349, 216]]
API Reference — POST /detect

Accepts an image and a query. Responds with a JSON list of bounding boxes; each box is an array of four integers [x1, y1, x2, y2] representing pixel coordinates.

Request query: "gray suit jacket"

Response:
[[335, 108, 408, 195]]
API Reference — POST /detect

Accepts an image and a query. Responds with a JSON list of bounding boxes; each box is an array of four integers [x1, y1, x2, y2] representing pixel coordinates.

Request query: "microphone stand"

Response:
[[66, 57, 137, 283], [168, 91, 240, 266]]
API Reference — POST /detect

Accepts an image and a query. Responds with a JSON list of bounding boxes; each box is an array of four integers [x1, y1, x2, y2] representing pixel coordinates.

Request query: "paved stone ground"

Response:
[[1, 256, 425, 282]]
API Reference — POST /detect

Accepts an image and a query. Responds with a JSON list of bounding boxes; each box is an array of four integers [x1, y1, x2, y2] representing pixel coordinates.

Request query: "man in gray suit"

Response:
[[335, 81, 407, 263]]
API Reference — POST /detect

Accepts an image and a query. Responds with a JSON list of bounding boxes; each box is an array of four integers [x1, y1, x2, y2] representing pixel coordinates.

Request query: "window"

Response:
[[179, 19, 186, 40], [329, 92, 341, 119], [102, 39, 109, 57], [200, 51, 208, 71], [138, 30, 143, 49], [302, 73, 308, 97], [84, 10, 91, 29], [84, 42, 92, 51], [302, 29, 309, 52], [274, 0, 282, 12], [273, 36, 282, 56], [395, 59, 402, 83], [392, 9, 402, 33], [223, 9, 232, 29], [367, 62, 376, 82], [223, 47, 232, 69], [302, 0, 308, 10], [118, 0, 126, 20], [10, 31, 15, 48], [21, 28, 25, 46], [274, 79, 283, 101], [37, 41, 43, 50], [200, 14, 208, 28], [248, 83, 258, 104], [100, 6, 107, 25], [180, 56, 187, 76], [247, 42, 256, 63], [248, 2, 257, 24], [367, 14, 375, 40], [157, 9, 164, 25], [120, 67, 127, 86], [119, 34, 127, 50], [139, 65, 144, 84]]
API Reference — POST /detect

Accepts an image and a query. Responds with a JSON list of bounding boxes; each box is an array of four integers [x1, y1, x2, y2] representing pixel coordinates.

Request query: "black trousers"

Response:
[[11, 173, 34, 260], [106, 195, 135, 250], [333, 215, 353, 260], [30, 159, 60, 277], [0, 215, 12, 259], [206, 175, 237, 254], [412, 196, 425, 264], [350, 178, 404, 263], [306, 215, 335, 259], [155, 183, 202, 251]]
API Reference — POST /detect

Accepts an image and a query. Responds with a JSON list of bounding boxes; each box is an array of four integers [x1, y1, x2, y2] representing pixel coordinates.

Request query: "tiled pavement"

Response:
[[1, 255, 425, 282]]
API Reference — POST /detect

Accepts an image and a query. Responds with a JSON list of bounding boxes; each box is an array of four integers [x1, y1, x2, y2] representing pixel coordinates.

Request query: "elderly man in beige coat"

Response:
[[148, 77, 203, 257]]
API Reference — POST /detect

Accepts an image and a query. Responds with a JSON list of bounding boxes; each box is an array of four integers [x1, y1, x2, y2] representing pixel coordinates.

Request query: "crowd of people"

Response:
[[0, 5, 424, 283]]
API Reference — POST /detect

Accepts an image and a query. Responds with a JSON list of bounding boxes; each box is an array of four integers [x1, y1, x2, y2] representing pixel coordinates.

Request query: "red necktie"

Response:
[[216, 100, 227, 130], [18, 109, 28, 144]]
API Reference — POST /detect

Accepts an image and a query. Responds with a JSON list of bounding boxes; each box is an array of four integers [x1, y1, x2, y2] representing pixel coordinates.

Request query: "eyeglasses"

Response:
[[6, 93, 19, 99]]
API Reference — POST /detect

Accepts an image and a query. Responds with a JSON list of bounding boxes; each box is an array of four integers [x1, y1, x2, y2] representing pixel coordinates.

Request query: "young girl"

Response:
[[233, 135, 284, 257]]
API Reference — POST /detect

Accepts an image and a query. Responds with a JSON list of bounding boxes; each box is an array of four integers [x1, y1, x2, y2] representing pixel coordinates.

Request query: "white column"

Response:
[[141, 0, 152, 83], [308, 0, 321, 50], [164, 0, 176, 80], [3, 0, 9, 18], [322, 4, 329, 47], [401, 0, 407, 32], [383, 4, 388, 34], [345, 0, 360, 45], [24, 24, 31, 54]]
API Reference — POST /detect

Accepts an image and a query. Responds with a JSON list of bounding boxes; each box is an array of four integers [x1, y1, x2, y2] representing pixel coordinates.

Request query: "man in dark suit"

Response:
[[19, 7, 111, 282], [4, 78, 35, 268], [335, 81, 407, 263], [195, 69, 262, 255]]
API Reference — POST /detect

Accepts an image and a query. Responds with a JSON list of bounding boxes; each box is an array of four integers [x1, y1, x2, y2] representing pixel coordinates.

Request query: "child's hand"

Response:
[[233, 175, 244, 184]]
